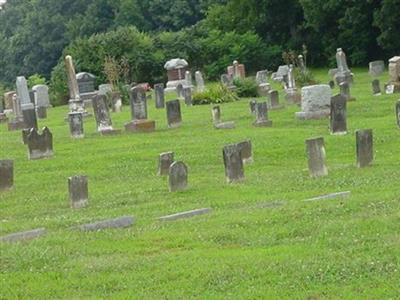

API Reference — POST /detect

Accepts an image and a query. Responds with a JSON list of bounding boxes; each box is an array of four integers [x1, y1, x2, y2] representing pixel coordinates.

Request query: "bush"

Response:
[[233, 77, 258, 97], [27, 74, 46, 88], [294, 69, 318, 87], [192, 84, 239, 105]]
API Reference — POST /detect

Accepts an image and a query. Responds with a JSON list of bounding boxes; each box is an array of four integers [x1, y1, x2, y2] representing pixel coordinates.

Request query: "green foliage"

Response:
[[233, 77, 258, 98], [27, 74, 46, 88], [192, 84, 239, 105], [294, 69, 318, 87]]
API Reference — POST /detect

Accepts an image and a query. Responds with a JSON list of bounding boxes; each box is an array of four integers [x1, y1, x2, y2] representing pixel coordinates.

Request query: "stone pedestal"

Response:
[[125, 119, 155, 132], [306, 137, 328, 177]]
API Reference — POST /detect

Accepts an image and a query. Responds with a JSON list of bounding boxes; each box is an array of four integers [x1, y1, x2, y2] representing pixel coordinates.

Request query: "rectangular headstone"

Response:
[[158, 152, 174, 176], [211, 106, 221, 124], [154, 83, 165, 108], [0, 228, 46, 243], [68, 175, 88, 209], [253, 102, 272, 127], [0, 160, 13, 190], [22, 108, 38, 129], [77, 216, 134, 231], [236, 140, 253, 164], [158, 208, 212, 221], [223, 144, 244, 183], [330, 94, 347, 135], [183, 87, 192, 106], [68, 112, 84, 138], [166, 100, 182, 128], [130, 86, 148, 120], [369, 60, 385, 77], [269, 90, 283, 109], [16, 76, 34, 110], [36, 106, 47, 119], [92, 94, 115, 133], [306, 137, 328, 177], [356, 129, 373, 168], [168, 161, 188, 192], [372, 79, 381, 95], [249, 100, 257, 115], [27, 127, 53, 160]]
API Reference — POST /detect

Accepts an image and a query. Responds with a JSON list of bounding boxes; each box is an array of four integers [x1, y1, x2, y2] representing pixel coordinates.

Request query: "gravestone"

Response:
[[154, 83, 165, 108], [0, 228, 46, 243], [369, 60, 385, 77], [253, 102, 272, 127], [249, 100, 257, 115], [22, 108, 38, 130], [16, 76, 33, 110], [176, 83, 184, 99], [195, 71, 205, 92], [372, 79, 381, 95], [27, 127, 53, 160], [32, 84, 51, 108], [98, 84, 112, 96], [164, 58, 189, 92], [68, 175, 88, 208], [65, 55, 86, 114], [330, 94, 347, 135], [227, 60, 245, 79], [77, 216, 134, 231], [237, 140, 253, 164], [306, 137, 328, 177], [221, 74, 236, 91], [0, 160, 13, 191], [7, 93, 25, 130], [68, 112, 84, 138], [397, 100, 400, 128], [111, 91, 122, 113], [256, 70, 268, 85], [3, 91, 16, 111], [36, 106, 47, 119], [340, 82, 355, 101], [329, 80, 335, 89], [272, 65, 289, 81], [268, 90, 283, 109], [158, 152, 174, 176], [256, 70, 270, 96], [166, 100, 182, 128], [298, 54, 306, 73], [211, 106, 221, 124], [356, 129, 373, 168], [29, 90, 35, 104], [334, 48, 353, 85], [285, 64, 300, 104], [183, 87, 192, 106], [76, 72, 97, 105], [387, 56, 400, 93], [223, 144, 244, 183], [158, 208, 211, 221], [185, 71, 193, 88], [93, 94, 119, 135], [168, 161, 188, 192], [22, 128, 30, 145], [125, 86, 155, 132], [295, 85, 331, 119]]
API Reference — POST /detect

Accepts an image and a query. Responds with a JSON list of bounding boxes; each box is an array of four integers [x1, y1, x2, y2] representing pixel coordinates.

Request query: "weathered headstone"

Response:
[[268, 90, 283, 109], [339, 82, 355, 101], [330, 94, 347, 135], [158, 208, 212, 221], [195, 71, 205, 92], [0, 160, 13, 191], [296, 85, 331, 120], [16, 76, 33, 110], [68, 175, 88, 208], [396, 100, 400, 128], [154, 83, 165, 108], [249, 100, 257, 115], [387, 56, 400, 93], [221, 74, 236, 91], [306, 137, 328, 177], [164, 58, 189, 92], [211, 106, 221, 124], [166, 100, 182, 128], [68, 112, 84, 138], [158, 152, 174, 176], [256, 70, 270, 96], [36, 106, 47, 119], [215, 121, 235, 129], [369, 60, 385, 77], [22, 108, 38, 130], [237, 140, 253, 164], [183, 87, 192, 106], [0, 228, 46, 243], [26, 127, 53, 160], [253, 102, 272, 127], [356, 129, 373, 168], [7, 93, 25, 130], [77, 216, 134, 231], [372, 79, 381, 95], [65, 55, 86, 114], [272, 65, 289, 81], [185, 70, 193, 88], [329, 80, 335, 89], [298, 54, 306, 73], [125, 86, 155, 132], [98, 84, 112, 96], [223, 144, 244, 183], [111, 91, 122, 113], [32, 84, 51, 108], [227, 60, 246, 79], [168, 161, 188, 192], [176, 83, 184, 99], [285, 64, 300, 103], [3, 91, 16, 111], [335, 48, 353, 85], [93, 94, 119, 135], [76, 72, 97, 105]]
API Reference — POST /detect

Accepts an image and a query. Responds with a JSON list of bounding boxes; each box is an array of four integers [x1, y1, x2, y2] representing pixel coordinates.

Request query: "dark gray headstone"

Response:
[[168, 161, 188, 192], [372, 79, 381, 95], [68, 175, 88, 209], [0, 228, 46, 243], [249, 100, 257, 115], [27, 127, 53, 160], [76, 72, 96, 94], [22, 128, 30, 144], [158, 208, 212, 221], [306, 137, 328, 177], [237, 140, 253, 164], [223, 144, 244, 183], [29, 90, 35, 104], [130, 86, 147, 121], [154, 83, 165, 108], [77, 216, 134, 231], [356, 129, 373, 168], [183, 87, 192, 106], [396, 100, 400, 128], [92, 94, 114, 132], [0, 160, 13, 191], [369, 60, 385, 77], [22, 108, 38, 130], [158, 152, 174, 176], [330, 94, 347, 135], [166, 100, 182, 128], [253, 102, 272, 127], [339, 82, 355, 101], [329, 80, 335, 89], [68, 112, 84, 138], [36, 106, 47, 119]]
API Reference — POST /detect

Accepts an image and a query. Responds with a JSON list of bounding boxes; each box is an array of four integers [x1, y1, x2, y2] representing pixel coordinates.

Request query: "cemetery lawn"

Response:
[[1, 68, 399, 299]]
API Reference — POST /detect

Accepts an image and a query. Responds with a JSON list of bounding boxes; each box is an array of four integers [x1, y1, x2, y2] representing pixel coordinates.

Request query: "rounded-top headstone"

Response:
[[168, 161, 188, 192]]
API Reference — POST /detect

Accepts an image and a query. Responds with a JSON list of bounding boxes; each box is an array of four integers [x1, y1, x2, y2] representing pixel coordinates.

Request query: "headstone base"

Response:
[[71, 199, 88, 209], [295, 110, 330, 120], [125, 120, 155, 133], [253, 120, 273, 127], [214, 121, 235, 129], [29, 149, 54, 160], [8, 120, 26, 131]]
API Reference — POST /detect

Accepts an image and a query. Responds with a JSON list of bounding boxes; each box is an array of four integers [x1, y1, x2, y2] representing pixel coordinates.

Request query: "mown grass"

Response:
[[0, 68, 399, 299]]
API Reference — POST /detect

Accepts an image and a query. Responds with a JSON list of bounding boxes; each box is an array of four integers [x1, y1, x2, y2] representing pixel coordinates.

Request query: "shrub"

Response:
[[233, 77, 258, 97], [27, 74, 46, 88], [192, 84, 239, 105]]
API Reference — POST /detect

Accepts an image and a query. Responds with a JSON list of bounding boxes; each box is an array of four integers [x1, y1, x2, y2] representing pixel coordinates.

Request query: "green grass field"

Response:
[[1, 69, 399, 299]]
